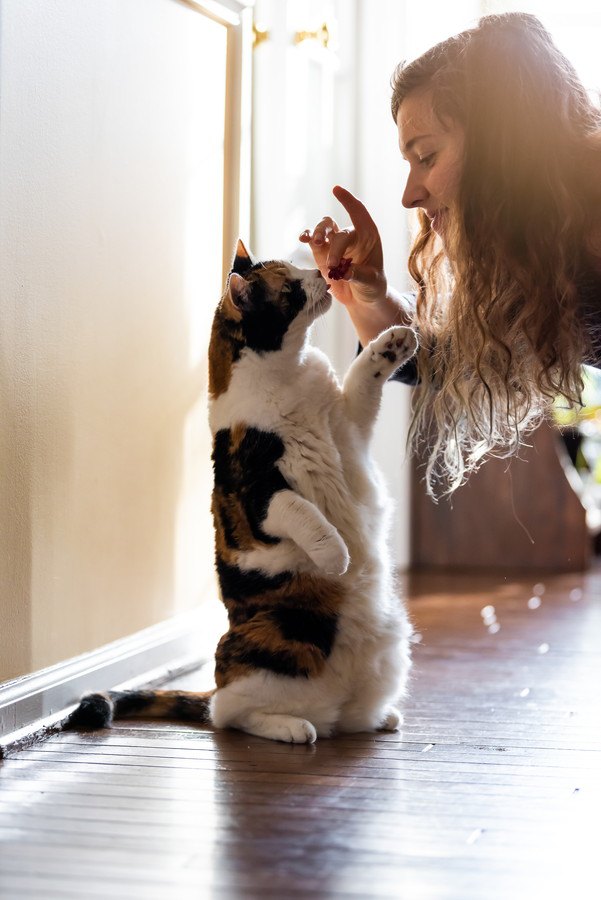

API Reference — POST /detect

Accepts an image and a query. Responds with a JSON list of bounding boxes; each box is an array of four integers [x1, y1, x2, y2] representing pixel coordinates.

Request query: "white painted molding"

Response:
[[180, 0, 254, 285], [0, 607, 209, 752], [184, 0, 254, 27]]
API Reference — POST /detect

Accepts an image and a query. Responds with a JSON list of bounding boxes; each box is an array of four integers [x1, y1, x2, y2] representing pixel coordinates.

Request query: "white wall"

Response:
[[0, 0, 227, 680]]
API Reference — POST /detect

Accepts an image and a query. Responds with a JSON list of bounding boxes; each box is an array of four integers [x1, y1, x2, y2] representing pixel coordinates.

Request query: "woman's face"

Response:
[[397, 90, 464, 237]]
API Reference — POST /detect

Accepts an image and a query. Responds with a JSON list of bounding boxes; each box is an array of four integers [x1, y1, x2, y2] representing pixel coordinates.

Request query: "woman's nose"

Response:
[[402, 170, 428, 210]]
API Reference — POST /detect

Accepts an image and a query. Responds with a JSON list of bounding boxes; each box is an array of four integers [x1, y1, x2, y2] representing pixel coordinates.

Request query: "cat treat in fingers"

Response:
[[65, 240, 417, 745], [327, 256, 353, 280]]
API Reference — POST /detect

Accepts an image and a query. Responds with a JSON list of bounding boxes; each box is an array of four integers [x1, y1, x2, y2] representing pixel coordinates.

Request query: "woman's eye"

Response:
[[419, 154, 435, 167]]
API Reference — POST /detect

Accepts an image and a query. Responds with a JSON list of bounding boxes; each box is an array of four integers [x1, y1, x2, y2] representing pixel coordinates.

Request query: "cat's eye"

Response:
[[281, 283, 292, 294]]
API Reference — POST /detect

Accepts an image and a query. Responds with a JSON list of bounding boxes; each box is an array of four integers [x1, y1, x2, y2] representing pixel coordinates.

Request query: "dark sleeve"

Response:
[[356, 291, 420, 386], [388, 349, 419, 385], [577, 269, 601, 368]]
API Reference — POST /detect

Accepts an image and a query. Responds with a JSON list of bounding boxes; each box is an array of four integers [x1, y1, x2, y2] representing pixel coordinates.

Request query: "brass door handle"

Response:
[[294, 22, 330, 49], [252, 23, 270, 49]]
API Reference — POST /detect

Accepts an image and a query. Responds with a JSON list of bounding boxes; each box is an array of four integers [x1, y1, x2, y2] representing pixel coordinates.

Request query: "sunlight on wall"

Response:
[[0, 0, 233, 678], [405, 1, 481, 58], [184, 28, 226, 370], [175, 17, 227, 630], [484, 1, 601, 93], [411, 2, 601, 94]]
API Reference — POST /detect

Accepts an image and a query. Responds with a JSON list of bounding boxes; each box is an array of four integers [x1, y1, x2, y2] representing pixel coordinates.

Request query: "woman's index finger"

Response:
[[332, 185, 377, 232]]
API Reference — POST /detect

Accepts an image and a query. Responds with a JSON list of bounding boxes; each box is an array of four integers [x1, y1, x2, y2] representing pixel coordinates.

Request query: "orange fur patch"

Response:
[[208, 301, 244, 398], [215, 572, 346, 687]]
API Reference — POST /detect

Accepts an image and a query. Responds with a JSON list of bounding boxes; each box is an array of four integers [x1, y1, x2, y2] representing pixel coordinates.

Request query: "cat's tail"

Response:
[[63, 689, 214, 730]]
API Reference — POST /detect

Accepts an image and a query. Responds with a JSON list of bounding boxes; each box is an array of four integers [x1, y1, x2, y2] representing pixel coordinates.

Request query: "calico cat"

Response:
[[65, 241, 418, 744]]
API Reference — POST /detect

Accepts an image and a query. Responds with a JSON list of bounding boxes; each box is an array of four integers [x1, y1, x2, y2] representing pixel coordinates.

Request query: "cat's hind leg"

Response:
[[336, 702, 402, 735], [336, 635, 410, 735], [379, 706, 403, 732], [211, 681, 318, 744], [233, 711, 317, 744]]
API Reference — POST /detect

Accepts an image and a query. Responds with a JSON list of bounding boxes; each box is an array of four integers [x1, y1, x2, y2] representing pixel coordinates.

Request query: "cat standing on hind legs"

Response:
[[65, 240, 417, 744]]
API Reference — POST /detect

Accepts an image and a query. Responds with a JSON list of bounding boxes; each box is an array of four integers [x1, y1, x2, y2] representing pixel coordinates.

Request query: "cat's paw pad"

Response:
[[311, 531, 350, 576], [379, 706, 403, 732], [369, 326, 418, 376]]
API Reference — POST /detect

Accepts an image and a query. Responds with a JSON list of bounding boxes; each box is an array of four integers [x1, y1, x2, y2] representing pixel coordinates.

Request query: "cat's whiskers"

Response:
[[305, 292, 329, 324]]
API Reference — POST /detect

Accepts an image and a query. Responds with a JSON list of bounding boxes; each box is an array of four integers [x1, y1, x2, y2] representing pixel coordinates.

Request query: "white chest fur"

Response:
[[209, 345, 386, 544]]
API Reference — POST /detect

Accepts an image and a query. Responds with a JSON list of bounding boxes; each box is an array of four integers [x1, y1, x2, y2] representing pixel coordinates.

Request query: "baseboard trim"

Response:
[[0, 608, 209, 755]]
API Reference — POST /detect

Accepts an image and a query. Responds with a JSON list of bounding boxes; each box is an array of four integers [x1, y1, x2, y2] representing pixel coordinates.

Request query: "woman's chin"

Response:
[[431, 210, 447, 235]]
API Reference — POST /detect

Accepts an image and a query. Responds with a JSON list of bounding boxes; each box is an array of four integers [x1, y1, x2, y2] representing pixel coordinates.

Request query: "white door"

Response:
[[251, 0, 415, 565]]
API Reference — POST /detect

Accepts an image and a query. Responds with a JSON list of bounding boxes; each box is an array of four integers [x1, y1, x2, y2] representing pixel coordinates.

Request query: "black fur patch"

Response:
[[172, 694, 211, 724], [215, 631, 311, 679], [216, 557, 292, 600], [226, 601, 261, 626], [65, 693, 113, 729], [270, 606, 338, 657], [111, 690, 156, 718], [241, 277, 307, 354], [212, 427, 290, 543], [232, 253, 254, 276]]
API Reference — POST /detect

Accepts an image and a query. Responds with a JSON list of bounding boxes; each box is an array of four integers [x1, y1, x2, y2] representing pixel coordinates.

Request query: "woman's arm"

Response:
[[345, 287, 414, 347]]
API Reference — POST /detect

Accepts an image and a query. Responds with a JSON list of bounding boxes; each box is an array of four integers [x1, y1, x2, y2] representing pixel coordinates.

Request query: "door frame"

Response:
[[183, 0, 254, 285]]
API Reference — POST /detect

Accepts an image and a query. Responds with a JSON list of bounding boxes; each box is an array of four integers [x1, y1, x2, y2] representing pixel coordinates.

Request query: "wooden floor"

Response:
[[1, 569, 600, 899]]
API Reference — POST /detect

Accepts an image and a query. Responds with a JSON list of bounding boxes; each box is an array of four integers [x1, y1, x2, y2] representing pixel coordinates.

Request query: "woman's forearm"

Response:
[[344, 288, 415, 347]]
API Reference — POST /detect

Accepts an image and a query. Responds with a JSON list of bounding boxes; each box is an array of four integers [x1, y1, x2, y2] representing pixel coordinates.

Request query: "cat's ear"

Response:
[[231, 239, 256, 276], [226, 272, 252, 315]]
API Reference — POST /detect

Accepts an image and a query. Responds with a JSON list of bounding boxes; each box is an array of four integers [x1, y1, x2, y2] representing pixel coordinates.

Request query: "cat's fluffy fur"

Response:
[[65, 241, 417, 744]]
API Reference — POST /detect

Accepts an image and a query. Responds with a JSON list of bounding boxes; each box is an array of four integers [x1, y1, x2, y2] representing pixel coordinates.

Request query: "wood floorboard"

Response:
[[1, 568, 600, 898], [17, 743, 600, 774], [0, 793, 572, 826]]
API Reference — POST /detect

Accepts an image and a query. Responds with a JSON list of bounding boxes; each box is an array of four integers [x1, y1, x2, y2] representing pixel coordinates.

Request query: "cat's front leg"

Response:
[[342, 326, 418, 430], [263, 490, 349, 575]]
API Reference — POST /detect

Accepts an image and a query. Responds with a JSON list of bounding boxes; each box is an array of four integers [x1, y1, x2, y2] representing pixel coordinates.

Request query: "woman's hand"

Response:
[[299, 186, 387, 308]]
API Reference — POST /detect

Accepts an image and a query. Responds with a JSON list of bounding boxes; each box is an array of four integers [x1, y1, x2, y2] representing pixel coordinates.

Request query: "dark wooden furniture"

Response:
[[411, 421, 591, 571]]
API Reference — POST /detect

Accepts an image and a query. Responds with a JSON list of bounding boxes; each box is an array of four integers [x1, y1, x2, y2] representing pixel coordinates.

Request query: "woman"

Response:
[[300, 12, 601, 494]]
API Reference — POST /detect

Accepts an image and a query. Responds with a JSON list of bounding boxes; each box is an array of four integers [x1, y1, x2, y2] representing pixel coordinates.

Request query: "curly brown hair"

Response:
[[391, 12, 601, 494]]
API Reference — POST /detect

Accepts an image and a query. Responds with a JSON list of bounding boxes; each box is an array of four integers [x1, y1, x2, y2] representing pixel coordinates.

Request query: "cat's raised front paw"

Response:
[[368, 326, 418, 377]]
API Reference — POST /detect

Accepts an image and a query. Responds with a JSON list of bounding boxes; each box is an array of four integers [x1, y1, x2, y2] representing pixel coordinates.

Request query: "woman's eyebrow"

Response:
[[401, 134, 434, 159], [401, 133, 434, 156]]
